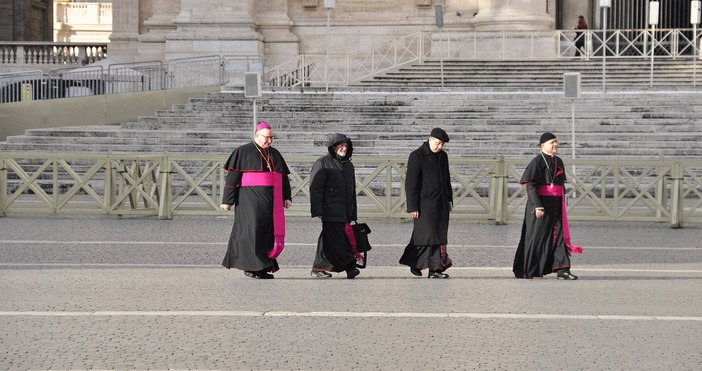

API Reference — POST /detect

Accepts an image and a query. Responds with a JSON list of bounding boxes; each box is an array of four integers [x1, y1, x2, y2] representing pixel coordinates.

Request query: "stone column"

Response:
[[165, 0, 263, 60], [138, 0, 180, 61], [473, 0, 554, 30], [109, 0, 140, 62], [254, 0, 299, 68], [462, 0, 557, 58]]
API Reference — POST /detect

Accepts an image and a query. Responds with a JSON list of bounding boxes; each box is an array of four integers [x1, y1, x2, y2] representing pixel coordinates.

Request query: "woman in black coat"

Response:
[[400, 128, 453, 279], [309, 133, 361, 279]]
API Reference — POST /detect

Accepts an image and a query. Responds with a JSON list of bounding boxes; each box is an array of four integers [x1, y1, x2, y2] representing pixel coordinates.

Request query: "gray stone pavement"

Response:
[[1, 214, 702, 370]]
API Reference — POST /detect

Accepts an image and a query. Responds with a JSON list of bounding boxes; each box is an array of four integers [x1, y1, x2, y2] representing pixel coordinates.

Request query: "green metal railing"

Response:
[[2, 152, 702, 227]]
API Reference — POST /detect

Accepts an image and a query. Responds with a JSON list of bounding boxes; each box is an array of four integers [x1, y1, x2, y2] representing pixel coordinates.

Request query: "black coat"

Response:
[[309, 133, 357, 223], [405, 141, 452, 245]]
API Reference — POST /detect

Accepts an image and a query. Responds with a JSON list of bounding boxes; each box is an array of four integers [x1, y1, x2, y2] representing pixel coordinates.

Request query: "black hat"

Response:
[[430, 127, 450, 143], [539, 132, 557, 144]]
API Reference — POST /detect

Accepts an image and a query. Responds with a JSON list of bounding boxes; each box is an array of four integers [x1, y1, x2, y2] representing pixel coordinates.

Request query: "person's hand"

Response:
[[410, 210, 419, 219], [284, 199, 292, 209], [534, 208, 544, 218], [220, 204, 231, 211]]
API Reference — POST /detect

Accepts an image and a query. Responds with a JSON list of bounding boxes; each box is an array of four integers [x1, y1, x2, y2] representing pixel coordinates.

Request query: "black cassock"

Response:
[[221, 141, 291, 273], [513, 152, 571, 278], [399, 141, 453, 271]]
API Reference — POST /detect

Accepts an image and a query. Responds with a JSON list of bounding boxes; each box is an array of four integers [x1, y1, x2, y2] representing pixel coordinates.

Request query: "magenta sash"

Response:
[[241, 172, 285, 259], [537, 184, 583, 254], [344, 223, 366, 265]]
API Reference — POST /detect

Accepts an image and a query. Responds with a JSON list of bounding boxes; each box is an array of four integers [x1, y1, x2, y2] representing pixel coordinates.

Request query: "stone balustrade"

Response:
[[55, 2, 112, 26], [0, 42, 108, 72]]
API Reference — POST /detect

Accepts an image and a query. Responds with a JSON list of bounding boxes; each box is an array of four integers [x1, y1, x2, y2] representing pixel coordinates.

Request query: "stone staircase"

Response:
[[2, 90, 702, 159], [353, 59, 702, 91]]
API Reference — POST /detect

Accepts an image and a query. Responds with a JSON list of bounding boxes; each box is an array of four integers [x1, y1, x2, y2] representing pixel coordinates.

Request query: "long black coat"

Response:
[[405, 141, 452, 245], [309, 133, 359, 272], [309, 133, 357, 223]]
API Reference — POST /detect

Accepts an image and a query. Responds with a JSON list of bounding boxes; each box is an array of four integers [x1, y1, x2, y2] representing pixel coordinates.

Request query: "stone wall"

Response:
[[113, 0, 583, 66], [1, 0, 54, 41]]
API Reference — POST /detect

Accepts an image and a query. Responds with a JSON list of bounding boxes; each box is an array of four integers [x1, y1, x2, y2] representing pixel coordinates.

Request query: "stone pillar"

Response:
[[254, 0, 299, 68], [138, 0, 180, 61], [165, 0, 263, 60], [473, 0, 554, 30], [109, 0, 140, 62]]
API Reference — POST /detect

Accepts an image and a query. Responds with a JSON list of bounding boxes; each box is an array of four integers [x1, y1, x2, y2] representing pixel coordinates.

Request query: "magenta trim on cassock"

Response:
[[537, 184, 583, 254], [344, 223, 365, 265], [241, 171, 285, 259]]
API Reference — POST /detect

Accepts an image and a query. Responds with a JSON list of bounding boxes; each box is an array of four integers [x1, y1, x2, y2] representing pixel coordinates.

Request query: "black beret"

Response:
[[430, 127, 450, 143]]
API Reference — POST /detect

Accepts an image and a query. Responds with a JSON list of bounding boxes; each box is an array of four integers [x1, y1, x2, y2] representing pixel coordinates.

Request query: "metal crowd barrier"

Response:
[[0, 55, 267, 103]]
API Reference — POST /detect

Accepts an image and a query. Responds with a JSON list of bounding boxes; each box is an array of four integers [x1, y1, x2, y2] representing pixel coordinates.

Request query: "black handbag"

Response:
[[352, 223, 372, 252], [352, 222, 372, 269]]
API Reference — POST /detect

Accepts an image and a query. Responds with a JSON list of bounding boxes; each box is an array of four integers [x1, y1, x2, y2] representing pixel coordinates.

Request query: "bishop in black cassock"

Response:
[[513, 132, 581, 280], [221, 122, 292, 279]]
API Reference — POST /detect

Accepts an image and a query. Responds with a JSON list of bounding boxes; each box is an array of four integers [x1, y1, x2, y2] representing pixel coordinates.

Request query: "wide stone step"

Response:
[[3, 88, 702, 159]]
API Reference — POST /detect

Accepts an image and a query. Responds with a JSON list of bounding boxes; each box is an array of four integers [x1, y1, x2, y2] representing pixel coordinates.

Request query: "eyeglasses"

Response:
[[430, 137, 445, 146], [258, 134, 275, 141]]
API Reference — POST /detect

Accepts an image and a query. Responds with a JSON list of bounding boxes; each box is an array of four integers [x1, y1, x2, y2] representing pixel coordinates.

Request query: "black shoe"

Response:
[[244, 271, 274, 279], [310, 270, 332, 278], [557, 270, 578, 280], [427, 270, 449, 279], [410, 267, 422, 277], [258, 271, 274, 279], [346, 268, 360, 279]]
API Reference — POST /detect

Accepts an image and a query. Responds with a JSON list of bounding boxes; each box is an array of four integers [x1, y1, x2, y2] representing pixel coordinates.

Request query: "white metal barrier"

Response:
[[2, 153, 702, 228], [0, 55, 266, 103]]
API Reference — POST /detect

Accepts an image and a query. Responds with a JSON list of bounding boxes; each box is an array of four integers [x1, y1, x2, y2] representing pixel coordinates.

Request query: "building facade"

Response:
[[53, 0, 112, 43], [108, 0, 697, 66], [109, 0, 561, 65], [0, 0, 54, 41], [3, 1, 698, 65]]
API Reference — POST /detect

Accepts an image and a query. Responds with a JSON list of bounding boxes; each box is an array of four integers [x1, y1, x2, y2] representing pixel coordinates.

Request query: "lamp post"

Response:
[[324, 0, 335, 93], [692, 1, 701, 87], [244, 73, 262, 133], [601, 0, 611, 93], [564, 72, 581, 193], [649, 1, 660, 87], [435, 4, 445, 88]]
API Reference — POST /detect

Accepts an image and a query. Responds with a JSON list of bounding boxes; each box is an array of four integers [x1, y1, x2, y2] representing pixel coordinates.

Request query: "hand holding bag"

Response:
[[351, 223, 372, 252], [351, 222, 372, 268]]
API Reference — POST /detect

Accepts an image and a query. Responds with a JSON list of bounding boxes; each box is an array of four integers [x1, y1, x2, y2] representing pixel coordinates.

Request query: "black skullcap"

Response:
[[539, 132, 557, 144], [430, 127, 450, 143]]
